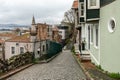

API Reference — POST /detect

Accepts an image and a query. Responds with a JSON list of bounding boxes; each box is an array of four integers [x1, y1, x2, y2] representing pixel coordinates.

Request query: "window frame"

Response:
[[88, 0, 100, 9], [20, 47, 24, 54], [94, 24, 99, 48], [90, 25, 94, 44], [43, 45, 45, 52], [108, 17, 116, 33], [11, 47, 15, 54], [80, 2, 85, 17]]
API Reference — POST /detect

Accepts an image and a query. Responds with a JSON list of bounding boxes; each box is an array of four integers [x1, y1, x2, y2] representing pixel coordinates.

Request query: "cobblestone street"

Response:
[[7, 50, 87, 80]]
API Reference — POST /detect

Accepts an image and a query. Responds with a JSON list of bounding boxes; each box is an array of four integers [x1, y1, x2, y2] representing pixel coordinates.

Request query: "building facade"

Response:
[[5, 16, 51, 59], [78, 0, 120, 73]]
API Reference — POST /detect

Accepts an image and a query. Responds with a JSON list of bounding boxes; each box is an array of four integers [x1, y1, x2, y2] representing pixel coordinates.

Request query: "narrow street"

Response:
[[7, 50, 87, 80]]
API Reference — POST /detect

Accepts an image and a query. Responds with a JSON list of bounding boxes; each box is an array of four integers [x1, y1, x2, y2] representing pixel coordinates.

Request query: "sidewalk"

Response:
[[81, 61, 116, 80], [73, 51, 118, 80], [73, 43, 118, 80]]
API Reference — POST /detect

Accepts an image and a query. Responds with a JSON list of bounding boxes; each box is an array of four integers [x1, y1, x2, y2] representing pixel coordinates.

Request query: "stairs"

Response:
[[80, 51, 91, 62], [74, 43, 91, 62]]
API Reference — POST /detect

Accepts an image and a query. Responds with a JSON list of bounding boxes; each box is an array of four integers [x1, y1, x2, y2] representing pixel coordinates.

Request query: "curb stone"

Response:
[[0, 63, 33, 80], [35, 52, 61, 64], [72, 54, 94, 80]]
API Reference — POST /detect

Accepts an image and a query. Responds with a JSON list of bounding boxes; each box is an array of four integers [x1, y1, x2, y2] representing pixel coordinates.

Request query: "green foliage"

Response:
[[71, 46, 75, 54], [8, 52, 33, 69], [0, 52, 33, 73], [96, 65, 120, 79], [96, 65, 104, 71], [65, 39, 70, 44], [108, 72, 120, 79]]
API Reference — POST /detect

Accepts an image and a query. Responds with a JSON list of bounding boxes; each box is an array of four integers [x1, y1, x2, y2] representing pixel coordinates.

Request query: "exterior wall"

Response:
[[100, 0, 120, 73], [89, 24, 100, 65], [37, 24, 47, 41], [5, 42, 33, 59], [34, 40, 47, 59], [81, 24, 85, 41], [100, 0, 115, 6], [82, 23, 100, 65], [58, 29, 65, 40], [52, 30, 61, 43], [47, 25, 53, 40]]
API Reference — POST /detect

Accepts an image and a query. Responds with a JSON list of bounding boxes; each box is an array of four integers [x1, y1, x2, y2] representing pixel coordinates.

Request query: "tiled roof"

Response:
[[6, 33, 30, 42], [72, 0, 78, 9], [0, 39, 4, 43], [0, 33, 17, 37]]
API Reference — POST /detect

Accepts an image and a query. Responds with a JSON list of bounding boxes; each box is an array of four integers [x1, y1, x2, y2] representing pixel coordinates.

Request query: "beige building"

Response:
[[5, 34, 34, 59], [52, 26, 62, 43], [5, 16, 51, 59]]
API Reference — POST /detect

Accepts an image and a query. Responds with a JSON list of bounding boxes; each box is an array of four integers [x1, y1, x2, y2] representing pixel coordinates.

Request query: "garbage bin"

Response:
[[82, 42, 85, 50]]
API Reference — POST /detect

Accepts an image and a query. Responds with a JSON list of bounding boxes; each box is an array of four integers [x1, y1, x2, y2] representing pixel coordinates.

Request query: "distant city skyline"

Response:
[[0, 0, 74, 25]]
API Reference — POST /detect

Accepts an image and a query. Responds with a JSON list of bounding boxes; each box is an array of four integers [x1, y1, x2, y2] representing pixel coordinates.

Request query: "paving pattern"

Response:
[[7, 50, 87, 80]]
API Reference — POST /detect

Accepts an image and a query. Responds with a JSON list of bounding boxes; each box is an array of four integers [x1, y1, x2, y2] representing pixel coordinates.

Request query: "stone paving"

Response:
[[7, 50, 87, 80]]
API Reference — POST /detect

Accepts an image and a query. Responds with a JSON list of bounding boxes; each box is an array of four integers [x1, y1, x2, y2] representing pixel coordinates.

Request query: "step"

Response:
[[80, 54, 91, 62]]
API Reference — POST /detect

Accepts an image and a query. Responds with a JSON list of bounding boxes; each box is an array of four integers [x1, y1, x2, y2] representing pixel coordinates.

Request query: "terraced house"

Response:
[[78, 0, 120, 73]]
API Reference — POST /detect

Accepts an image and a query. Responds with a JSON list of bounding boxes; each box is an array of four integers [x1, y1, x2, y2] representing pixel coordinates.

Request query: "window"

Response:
[[108, 18, 116, 33], [80, 3, 84, 16], [37, 48, 40, 54], [20, 47, 24, 54], [91, 26, 93, 43], [95, 25, 99, 47], [46, 44, 48, 50], [47, 27, 49, 32], [90, 0, 96, 6], [11, 47, 15, 54], [43, 45, 45, 52], [88, 0, 100, 9], [59, 31, 62, 33]]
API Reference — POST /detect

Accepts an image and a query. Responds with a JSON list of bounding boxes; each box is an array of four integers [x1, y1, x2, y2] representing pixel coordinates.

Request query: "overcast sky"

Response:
[[0, 0, 74, 25]]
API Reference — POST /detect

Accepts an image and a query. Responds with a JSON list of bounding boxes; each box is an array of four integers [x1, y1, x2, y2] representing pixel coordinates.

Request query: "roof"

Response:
[[72, 0, 78, 9], [0, 33, 17, 38], [0, 39, 4, 43], [6, 33, 30, 43]]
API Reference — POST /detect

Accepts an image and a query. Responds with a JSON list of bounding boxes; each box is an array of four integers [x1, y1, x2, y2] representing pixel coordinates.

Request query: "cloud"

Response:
[[0, 0, 74, 25]]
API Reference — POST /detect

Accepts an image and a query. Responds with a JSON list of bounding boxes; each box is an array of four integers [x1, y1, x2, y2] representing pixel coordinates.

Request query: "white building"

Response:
[[58, 26, 69, 41], [5, 16, 49, 59], [5, 34, 34, 59]]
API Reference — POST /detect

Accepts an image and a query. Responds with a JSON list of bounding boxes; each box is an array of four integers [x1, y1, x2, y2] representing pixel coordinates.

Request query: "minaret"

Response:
[[30, 16, 37, 42], [32, 16, 35, 25]]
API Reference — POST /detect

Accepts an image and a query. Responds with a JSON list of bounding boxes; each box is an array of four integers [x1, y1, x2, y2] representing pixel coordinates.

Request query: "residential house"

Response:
[[71, 0, 82, 53], [34, 23, 48, 59], [46, 24, 53, 40], [78, 0, 120, 73], [5, 33, 33, 59], [57, 26, 69, 42], [5, 16, 49, 59], [0, 33, 17, 60], [52, 26, 62, 43], [0, 39, 4, 60]]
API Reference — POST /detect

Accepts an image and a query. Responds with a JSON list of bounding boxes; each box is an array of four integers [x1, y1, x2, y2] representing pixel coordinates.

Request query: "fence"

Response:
[[46, 40, 62, 59]]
